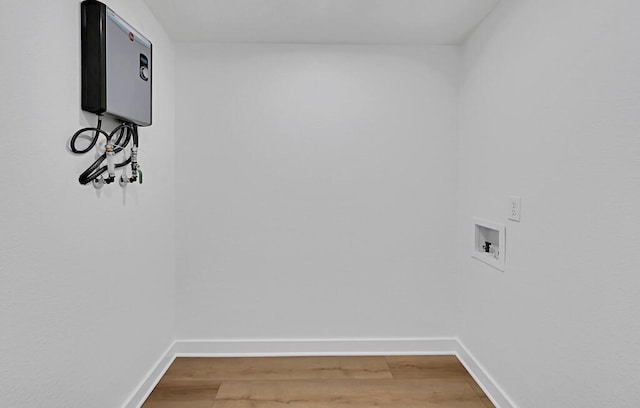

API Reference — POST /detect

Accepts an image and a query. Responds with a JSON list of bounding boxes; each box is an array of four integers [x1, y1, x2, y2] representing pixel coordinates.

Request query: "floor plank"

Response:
[[213, 379, 487, 408], [142, 383, 218, 408], [143, 400, 213, 408], [480, 395, 495, 408], [386, 355, 495, 407], [386, 355, 470, 379], [160, 356, 392, 382], [143, 372, 221, 408]]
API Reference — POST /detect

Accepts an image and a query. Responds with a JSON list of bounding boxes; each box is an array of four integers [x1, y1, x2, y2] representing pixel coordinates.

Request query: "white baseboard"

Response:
[[455, 340, 516, 408], [174, 337, 458, 356], [124, 338, 515, 408], [123, 342, 176, 408]]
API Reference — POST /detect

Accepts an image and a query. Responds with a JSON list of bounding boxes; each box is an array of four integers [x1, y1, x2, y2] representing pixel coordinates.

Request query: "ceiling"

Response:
[[143, 0, 500, 44]]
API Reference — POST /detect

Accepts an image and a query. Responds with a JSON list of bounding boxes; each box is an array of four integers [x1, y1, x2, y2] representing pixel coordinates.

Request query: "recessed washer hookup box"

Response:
[[81, 0, 152, 126]]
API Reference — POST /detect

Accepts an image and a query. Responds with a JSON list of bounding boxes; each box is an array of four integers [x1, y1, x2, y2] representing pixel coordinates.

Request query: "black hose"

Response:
[[70, 116, 106, 154], [70, 117, 138, 185]]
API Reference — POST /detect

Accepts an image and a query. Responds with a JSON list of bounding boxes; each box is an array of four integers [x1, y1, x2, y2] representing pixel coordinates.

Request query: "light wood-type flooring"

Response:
[[142, 356, 494, 408]]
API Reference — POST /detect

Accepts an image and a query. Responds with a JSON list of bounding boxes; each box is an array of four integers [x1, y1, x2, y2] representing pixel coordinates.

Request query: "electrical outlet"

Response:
[[509, 196, 521, 222]]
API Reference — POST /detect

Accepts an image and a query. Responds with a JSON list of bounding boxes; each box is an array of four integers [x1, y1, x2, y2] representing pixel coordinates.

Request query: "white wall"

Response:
[[458, 1, 640, 407], [0, 1, 175, 407], [175, 44, 459, 340]]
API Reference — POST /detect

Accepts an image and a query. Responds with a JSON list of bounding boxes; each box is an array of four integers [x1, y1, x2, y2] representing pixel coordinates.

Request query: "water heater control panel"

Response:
[[81, 0, 152, 126]]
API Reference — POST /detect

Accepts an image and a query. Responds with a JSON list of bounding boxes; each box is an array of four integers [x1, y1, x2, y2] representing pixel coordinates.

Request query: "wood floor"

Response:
[[142, 356, 494, 408]]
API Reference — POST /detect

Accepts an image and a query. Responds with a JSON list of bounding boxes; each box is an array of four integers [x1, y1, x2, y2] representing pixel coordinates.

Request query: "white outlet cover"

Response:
[[509, 196, 521, 222]]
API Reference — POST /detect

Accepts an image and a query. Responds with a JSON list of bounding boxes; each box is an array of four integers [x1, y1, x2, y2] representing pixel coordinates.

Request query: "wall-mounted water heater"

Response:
[[81, 0, 152, 126], [70, 1, 151, 187]]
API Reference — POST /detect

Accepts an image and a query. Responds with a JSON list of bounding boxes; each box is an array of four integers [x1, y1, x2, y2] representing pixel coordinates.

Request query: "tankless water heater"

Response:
[[81, 0, 152, 126]]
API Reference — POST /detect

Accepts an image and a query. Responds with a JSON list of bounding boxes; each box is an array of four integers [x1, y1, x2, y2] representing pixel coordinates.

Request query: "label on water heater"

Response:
[[107, 9, 152, 49]]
